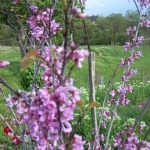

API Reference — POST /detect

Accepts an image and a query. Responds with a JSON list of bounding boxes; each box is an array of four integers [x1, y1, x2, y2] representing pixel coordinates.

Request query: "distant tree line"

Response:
[[1, 9, 150, 48], [73, 10, 150, 46]]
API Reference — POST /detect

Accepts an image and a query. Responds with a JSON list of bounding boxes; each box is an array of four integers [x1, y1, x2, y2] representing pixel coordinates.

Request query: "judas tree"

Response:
[[1, 0, 150, 150]]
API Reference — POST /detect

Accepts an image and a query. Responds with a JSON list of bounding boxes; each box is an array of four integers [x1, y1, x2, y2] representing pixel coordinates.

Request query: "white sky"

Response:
[[84, 0, 137, 16]]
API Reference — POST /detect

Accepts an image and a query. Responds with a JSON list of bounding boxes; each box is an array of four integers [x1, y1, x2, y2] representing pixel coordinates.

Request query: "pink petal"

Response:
[[77, 13, 87, 19], [0, 61, 10, 68]]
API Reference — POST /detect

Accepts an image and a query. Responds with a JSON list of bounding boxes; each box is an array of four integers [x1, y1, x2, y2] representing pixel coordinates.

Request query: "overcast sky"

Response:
[[84, 0, 137, 17]]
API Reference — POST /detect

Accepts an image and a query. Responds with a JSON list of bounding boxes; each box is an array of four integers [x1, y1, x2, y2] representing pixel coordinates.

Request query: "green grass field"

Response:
[[0, 46, 150, 147], [0, 49, 21, 147], [72, 45, 150, 88]]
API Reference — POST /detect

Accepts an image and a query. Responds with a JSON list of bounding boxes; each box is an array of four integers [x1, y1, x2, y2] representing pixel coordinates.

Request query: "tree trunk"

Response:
[[114, 29, 116, 46], [6, 18, 27, 58], [18, 34, 28, 58]]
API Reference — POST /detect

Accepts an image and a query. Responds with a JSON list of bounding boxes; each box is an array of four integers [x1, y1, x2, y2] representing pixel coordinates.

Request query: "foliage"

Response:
[[0, 24, 17, 46], [19, 63, 42, 91]]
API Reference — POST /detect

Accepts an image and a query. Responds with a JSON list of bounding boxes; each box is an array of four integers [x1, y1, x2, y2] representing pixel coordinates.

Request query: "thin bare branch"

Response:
[[0, 77, 20, 96]]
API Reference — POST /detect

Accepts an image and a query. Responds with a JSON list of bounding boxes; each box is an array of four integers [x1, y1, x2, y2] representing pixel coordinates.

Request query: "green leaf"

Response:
[[60, 0, 67, 10]]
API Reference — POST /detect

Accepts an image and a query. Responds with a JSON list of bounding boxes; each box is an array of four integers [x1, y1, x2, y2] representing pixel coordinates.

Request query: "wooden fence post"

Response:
[[88, 52, 99, 141]]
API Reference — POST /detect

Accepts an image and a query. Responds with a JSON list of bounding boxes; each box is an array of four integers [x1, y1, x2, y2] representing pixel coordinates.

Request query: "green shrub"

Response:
[[19, 64, 42, 91]]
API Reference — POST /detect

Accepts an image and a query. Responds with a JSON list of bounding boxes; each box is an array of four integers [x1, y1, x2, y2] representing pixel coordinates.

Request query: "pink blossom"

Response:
[[30, 5, 38, 14], [122, 75, 129, 82], [72, 134, 86, 150], [100, 110, 110, 119], [128, 85, 133, 93], [77, 13, 87, 19], [140, 18, 150, 27], [126, 26, 136, 34], [110, 90, 116, 98], [12, 0, 19, 4], [128, 69, 137, 78], [99, 134, 104, 141], [70, 49, 89, 68], [124, 42, 132, 51], [100, 121, 106, 128], [139, 102, 144, 108], [70, 42, 76, 49], [62, 122, 72, 133], [139, 124, 146, 130], [71, 7, 78, 14], [137, 36, 144, 44], [128, 56, 134, 65], [120, 58, 126, 67], [82, 0, 86, 4], [134, 51, 143, 58], [0, 60, 10, 68], [7, 95, 18, 107]]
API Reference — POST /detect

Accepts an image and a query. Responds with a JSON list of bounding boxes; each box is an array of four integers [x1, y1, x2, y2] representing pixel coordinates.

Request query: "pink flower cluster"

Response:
[[120, 51, 142, 68], [140, 17, 150, 27], [27, 5, 87, 44], [6, 5, 89, 148], [7, 78, 85, 149], [69, 49, 89, 68], [7, 44, 88, 150], [27, 7, 61, 43], [114, 126, 150, 149], [88, 134, 105, 150], [109, 84, 133, 106], [124, 27, 144, 51], [126, 26, 136, 35], [137, 0, 150, 7], [72, 134, 86, 150], [71, 6, 87, 19], [109, 48, 142, 107]]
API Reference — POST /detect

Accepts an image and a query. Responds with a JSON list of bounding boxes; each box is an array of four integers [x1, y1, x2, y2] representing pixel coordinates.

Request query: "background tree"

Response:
[[0, 23, 17, 46], [106, 13, 126, 45], [95, 17, 112, 45], [0, 0, 32, 57]]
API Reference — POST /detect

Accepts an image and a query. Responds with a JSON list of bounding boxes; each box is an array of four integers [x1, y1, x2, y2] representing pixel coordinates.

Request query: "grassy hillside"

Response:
[[71, 46, 150, 88], [0, 46, 150, 147]]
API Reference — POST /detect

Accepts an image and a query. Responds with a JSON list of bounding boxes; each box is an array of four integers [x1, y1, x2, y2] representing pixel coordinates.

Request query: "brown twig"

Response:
[[0, 76, 20, 96]]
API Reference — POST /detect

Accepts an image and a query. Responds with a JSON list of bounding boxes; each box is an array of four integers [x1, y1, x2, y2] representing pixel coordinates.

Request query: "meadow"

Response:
[[0, 45, 150, 148], [72, 45, 150, 88]]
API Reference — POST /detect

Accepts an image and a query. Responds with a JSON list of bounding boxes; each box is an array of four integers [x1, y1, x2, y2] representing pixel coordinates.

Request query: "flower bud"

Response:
[[71, 7, 78, 14], [0, 60, 10, 68], [77, 13, 87, 19], [70, 42, 76, 49]]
